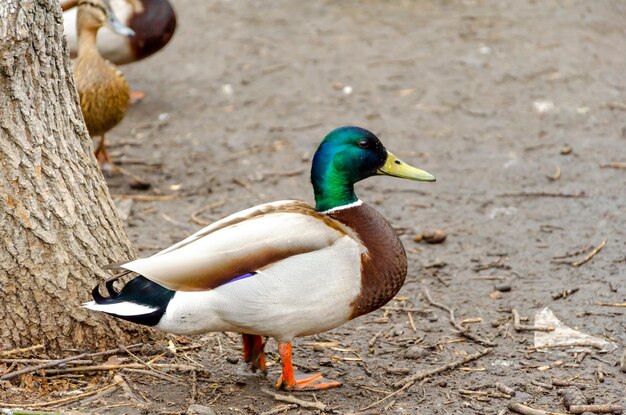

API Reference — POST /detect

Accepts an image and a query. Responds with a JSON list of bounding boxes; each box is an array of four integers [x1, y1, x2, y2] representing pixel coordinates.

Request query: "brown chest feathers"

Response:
[[328, 203, 407, 319], [73, 53, 129, 137]]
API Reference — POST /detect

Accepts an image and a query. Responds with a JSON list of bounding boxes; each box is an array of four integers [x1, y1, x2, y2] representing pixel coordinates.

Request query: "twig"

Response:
[[0, 344, 44, 357], [596, 302, 626, 307], [44, 362, 209, 375], [120, 345, 184, 385], [260, 404, 298, 415], [569, 405, 623, 414], [0, 343, 143, 381], [530, 379, 553, 390], [552, 287, 580, 300], [359, 380, 415, 411], [423, 288, 497, 347], [0, 358, 93, 365], [262, 390, 329, 412], [458, 389, 511, 399], [114, 374, 148, 405], [512, 309, 554, 332], [600, 162, 626, 169], [472, 258, 511, 272], [362, 349, 490, 411], [552, 248, 591, 260], [111, 165, 151, 189], [368, 327, 391, 348], [190, 369, 197, 403], [0, 380, 121, 408], [606, 102, 626, 111], [495, 382, 516, 396], [571, 240, 607, 267], [551, 378, 587, 389], [508, 401, 567, 415], [381, 306, 426, 312], [498, 191, 585, 198], [392, 348, 491, 389], [527, 342, 604, 351], [407, 312, 417, 331]]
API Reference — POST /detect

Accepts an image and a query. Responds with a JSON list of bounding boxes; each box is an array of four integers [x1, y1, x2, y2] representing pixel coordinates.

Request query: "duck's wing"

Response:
[[113, 200, 351, 291]]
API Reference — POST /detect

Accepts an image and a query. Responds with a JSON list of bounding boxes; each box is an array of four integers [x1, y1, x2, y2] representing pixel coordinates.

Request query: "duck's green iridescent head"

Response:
[[311, 126, 435, 212]]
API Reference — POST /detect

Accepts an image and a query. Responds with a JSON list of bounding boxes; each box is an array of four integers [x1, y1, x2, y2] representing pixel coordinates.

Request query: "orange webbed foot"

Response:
[[275, 371, 341, 391], [275, 342, 341, 391], [129, 90, 145, 105]]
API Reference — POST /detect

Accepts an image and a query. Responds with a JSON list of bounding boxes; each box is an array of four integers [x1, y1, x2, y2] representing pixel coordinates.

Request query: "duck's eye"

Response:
[[358, 140, 370, 149]]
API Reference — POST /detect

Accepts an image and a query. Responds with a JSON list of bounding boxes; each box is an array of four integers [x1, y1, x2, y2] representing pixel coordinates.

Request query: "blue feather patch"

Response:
[[222, 272, 256, 286]]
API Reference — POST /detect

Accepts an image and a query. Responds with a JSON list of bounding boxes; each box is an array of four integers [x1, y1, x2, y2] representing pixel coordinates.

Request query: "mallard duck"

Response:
[[84, 126, 436, 391], [72, 0, 135, 168], [62, 0, 176, 66]]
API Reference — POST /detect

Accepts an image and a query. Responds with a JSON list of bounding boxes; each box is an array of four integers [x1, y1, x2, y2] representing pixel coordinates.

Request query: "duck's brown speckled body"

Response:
[[72, 0, 133, 165], [74, 49, 129, 137]]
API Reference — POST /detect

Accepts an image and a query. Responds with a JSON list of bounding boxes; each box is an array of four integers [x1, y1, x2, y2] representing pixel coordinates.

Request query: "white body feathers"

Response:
[[84, 201, 367, 342]]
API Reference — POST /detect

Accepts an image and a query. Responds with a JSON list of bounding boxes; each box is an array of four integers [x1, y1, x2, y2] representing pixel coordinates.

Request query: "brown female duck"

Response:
[[72, 0, 135, 167]]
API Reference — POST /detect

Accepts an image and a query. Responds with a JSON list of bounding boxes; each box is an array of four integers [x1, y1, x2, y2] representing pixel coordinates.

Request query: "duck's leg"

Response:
[[242, 334, 266, 373], [94, 134, 113, 172], [275, 342, 341, 391]]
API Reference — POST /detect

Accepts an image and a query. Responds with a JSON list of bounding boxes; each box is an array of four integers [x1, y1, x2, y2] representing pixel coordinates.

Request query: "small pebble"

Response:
[[404, 345, 428, 360], [415, 229, 447, 244], [533, 100, 555, 114], [226, 356, 239, 364], [438, 380, 447, 387], [326, 370, 341, 379], [562, 387, 587, 409], [560, 145, 572, 155], [386, 367, 410, 375], [220, 84, 233, 96], [319, 357, 333, 367], [495, 283, 511, 292]]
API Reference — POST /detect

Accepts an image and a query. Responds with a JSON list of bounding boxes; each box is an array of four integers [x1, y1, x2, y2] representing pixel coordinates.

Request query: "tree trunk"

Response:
[[0, 0, 153, 353]]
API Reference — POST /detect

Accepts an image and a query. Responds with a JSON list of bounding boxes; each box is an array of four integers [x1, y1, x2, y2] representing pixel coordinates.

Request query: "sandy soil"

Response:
[[5, 0, 626, 414]]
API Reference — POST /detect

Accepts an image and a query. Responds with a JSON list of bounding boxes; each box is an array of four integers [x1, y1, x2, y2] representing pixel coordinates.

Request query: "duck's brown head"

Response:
[[77, 0, 135, 37]]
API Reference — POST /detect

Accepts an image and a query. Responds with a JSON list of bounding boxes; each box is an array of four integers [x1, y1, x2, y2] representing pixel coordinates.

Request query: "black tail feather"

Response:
[[89, 275, 175, 327], [92, 284, 108, 303], [105, 279, 119, 298]]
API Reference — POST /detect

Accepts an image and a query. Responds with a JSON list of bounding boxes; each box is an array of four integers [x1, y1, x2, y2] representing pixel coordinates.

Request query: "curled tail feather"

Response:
[[84, 275, 175, 327]]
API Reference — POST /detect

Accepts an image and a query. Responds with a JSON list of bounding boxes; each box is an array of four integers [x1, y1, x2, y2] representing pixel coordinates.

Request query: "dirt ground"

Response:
[[4, 0, 626, 413]]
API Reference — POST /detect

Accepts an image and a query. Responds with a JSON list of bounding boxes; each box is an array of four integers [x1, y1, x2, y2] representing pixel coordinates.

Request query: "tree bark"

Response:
[[0, 0, 153, 353]]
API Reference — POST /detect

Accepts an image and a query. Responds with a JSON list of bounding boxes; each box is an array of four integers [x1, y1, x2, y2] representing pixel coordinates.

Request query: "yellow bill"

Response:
[[377, 151, 435, 182]]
